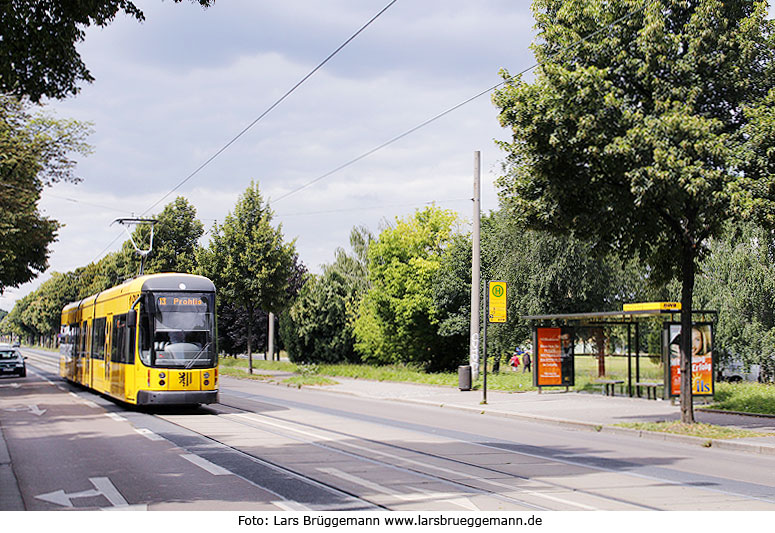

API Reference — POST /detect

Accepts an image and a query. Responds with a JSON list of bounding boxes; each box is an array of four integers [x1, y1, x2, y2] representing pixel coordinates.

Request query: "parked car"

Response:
[[719, 359, 760, 383], [0, 344, 26, 377]]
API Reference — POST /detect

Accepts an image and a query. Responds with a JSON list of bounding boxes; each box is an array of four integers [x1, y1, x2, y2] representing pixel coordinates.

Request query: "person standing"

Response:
[[522, 351, 531, 373]]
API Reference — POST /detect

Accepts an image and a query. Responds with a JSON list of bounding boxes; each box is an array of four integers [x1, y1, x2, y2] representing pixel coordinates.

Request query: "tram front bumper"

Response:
[[136, 390, 218, 405]]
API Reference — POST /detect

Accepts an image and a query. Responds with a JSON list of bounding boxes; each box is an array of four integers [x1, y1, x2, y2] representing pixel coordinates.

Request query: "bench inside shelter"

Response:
[[593, 379, 624, 396], [634, 382, 661, 400]]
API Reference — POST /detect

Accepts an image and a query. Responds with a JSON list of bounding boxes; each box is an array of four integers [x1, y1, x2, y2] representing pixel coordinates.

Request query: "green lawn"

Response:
[[219, 354, 662, 393], [615, 421, 769, 440], [707, 382, 775, 415]]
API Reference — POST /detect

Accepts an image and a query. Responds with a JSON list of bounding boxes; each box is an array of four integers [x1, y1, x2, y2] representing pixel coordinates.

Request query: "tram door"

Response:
[[80, 321, 89, 385], [91, 317, 108, 392], [109, 314, 126, 398]]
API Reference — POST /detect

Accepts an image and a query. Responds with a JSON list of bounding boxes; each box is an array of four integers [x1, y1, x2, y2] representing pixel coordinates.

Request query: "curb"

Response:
[[0, 424, 25, 510], [315, 386, 775, 457], [699, 407, 775, 419], [224, 373, 775, 457], [424, 398, 775, 455]]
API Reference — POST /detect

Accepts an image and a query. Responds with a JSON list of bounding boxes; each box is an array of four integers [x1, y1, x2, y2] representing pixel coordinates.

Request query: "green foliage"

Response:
[[433, 233, 473, 339], [353, 207, 464, 371], [281, 272, 358, 364], [0, 94, 92, 292], [198, 182, 297, 359], [694, 222, 775, 368], [493, 0, 775, 421], [710, 382, 775, 415], [480, 211, 665, 355], [0, 1, 213, 101], [120, 197, 204, 276], [1, 198, 205, 339], [281, 226, 372, 364], [494, 0, 774, 283], [1, 271, 80, 340]]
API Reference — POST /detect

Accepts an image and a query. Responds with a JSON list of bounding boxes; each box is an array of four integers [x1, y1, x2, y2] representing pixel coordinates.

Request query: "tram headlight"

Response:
[[203, 372, 210, 379], [159, 372, 166, 379]]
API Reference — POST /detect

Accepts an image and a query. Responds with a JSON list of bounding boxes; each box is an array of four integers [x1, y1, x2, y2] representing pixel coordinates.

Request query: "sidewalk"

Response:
[[248, 369, 775, 456]]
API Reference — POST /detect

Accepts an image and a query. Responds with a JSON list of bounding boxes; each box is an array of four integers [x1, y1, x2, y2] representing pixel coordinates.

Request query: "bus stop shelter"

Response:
[[522, 302, 717, 399]]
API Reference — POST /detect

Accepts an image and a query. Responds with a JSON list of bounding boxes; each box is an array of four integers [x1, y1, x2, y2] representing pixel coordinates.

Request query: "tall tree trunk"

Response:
[[680, 246, 696, 424], [247, 305, 253, 375]]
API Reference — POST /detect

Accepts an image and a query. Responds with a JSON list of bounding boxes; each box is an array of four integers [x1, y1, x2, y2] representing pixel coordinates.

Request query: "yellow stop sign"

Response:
[[488, 281, 507, 323]]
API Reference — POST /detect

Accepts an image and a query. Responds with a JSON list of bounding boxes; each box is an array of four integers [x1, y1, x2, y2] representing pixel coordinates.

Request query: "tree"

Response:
[[493, 0, 775, 422], [0, 94, 92, 293], [120, 197, 204, 276], [694, 222, 775, 377], [197, 182, 297, 372], [0, 0, 213, 102], [280, 226, 372, 364], [353, 207, 463, 371], [218, 253, 307, 358]]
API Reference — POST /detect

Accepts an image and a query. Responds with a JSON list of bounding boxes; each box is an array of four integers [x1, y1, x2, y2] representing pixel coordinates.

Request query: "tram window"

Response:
[[126, 319, 136, 365], [139, 312, 152, 365], [111, 315, 126, 364], [71, 324, 79, 357], [80, 321, 89, 357], [92, 317, 106, 360]]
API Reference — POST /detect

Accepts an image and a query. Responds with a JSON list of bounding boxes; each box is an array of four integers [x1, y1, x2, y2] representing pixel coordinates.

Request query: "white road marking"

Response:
[[134, 427, 165, 441], [3, 404, 46, 416], [272, 500, 311, 511], [181, 453, 233, 476], [106, 412, 126, 422], [36, 477, 129, 508], [318, 467, 479, 510], [234, 412, 596, 510]]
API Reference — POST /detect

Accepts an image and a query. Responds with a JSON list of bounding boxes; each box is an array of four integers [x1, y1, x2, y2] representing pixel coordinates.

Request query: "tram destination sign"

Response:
[[156, 295, 208, 312]]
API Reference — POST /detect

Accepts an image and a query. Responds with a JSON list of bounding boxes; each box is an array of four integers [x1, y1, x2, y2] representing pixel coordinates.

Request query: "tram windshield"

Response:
[[140, 292, 216, 368]]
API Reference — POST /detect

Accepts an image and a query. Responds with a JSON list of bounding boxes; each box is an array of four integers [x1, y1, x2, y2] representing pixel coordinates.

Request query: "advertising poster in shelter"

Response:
[[534, 327, 575, 387], [665, 323, 714, 397]]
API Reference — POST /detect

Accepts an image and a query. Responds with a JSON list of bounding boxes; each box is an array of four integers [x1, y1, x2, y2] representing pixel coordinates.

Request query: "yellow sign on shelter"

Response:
[[488, 281, 507, 323], [623, 301, 681, 312]]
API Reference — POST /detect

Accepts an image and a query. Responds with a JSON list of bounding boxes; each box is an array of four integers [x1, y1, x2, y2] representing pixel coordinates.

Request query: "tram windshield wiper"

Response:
[[185, 342, 212, 369]]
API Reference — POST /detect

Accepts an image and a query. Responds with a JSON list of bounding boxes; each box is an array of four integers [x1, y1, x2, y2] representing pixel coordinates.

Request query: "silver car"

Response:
[[0, 345, 26, 377]]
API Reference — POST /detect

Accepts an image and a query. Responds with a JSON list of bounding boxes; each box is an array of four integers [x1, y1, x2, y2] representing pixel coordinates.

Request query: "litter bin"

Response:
[[458, 365, 472, 391]]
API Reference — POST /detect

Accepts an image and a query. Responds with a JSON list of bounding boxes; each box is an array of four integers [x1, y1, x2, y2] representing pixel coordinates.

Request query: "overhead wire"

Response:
[[82, 0, 399, 266], [140, 0, 399, 217], [271, 1, 653, 205], [83, 0, 651, 265], [0, 181, 134, 215]]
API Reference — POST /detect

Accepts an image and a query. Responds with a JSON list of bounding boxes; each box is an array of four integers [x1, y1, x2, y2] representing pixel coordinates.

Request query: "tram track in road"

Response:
[[13, 352, 775, 510], [146, 389, 677, 511], [194, 388, 775, 511], [153, 398, 555, 511], [5, 356, 378, 511]]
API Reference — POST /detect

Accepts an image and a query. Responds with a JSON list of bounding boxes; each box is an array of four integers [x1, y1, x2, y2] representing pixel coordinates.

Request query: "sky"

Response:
[[1, 0, 535, 310], [2, 1, 774, 311]]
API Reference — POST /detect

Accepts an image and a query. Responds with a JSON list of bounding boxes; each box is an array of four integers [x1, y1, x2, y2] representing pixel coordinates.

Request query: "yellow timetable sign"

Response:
[[488, 281, 507, 323], [623, 301, 681, 312]]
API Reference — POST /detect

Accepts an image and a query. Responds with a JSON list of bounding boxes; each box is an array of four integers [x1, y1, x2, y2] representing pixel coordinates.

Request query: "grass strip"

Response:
[[615, 421, 768, 440], [705, 382, 775, 416]]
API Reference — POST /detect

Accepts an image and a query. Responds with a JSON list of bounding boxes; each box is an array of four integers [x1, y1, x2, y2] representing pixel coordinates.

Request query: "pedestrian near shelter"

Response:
[[523, 302, 717, 400]]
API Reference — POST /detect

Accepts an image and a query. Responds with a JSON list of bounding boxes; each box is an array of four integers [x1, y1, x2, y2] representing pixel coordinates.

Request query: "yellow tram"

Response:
[[59, 273, 218, 405]]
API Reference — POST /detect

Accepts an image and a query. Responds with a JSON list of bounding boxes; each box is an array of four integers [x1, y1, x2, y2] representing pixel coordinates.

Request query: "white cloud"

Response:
[[14, 1, 701, 310]]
